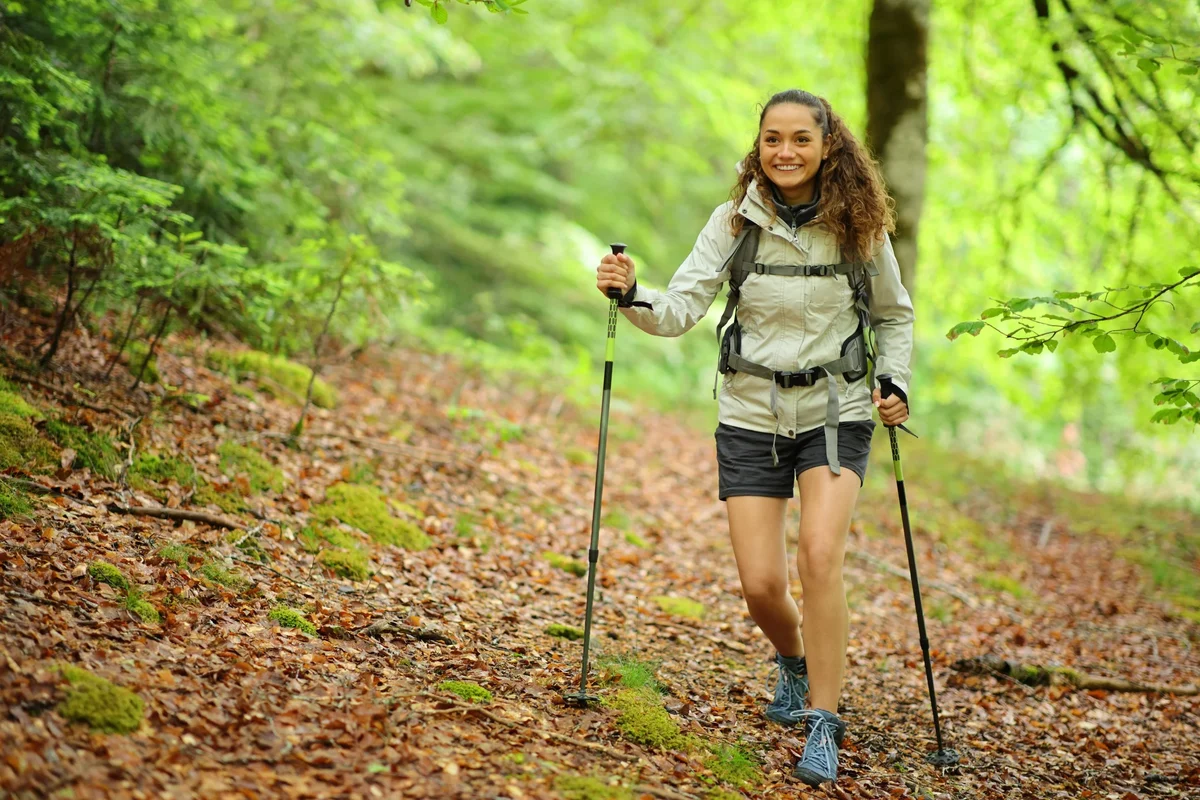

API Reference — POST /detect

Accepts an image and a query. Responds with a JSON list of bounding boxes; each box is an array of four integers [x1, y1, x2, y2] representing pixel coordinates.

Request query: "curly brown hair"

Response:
[[730, 90, 895, 263]]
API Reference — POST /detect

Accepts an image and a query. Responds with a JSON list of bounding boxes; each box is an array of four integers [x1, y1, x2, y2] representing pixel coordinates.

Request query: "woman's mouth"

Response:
[[773, 164, 801, 173]]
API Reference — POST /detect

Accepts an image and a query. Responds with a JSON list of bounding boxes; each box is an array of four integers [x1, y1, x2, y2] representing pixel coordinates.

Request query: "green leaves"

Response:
[[1092, 334, 1117, 353], [946, 320, 986, 340]]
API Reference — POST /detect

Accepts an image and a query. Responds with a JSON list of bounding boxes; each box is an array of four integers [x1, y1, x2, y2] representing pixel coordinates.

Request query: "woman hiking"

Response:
[[594, 89, 914, 787]]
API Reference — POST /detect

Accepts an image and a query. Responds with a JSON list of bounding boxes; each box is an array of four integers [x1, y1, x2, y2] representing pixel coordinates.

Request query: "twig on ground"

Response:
[[107, 502, 242, 530], [229, 555, 310, 589], [7, 372, 125, 415], [847, 549, 978, 608]]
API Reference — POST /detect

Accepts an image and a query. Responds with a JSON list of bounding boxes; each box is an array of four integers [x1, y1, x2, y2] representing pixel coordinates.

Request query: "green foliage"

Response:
[[126, 340, 160, 385], [56, 665, 144, 734], [318, 548, 371, 581], [542, 551, 586, 577], [976, 572, 1032, 600], [0, 412, 57, 472], [268, 605, 317, 636], [545, 623, 584, 641], [205, 349, 338, 409], [88, 561, 129, 592], [0, 479, 32, 519], [218, 441, 285, 493], [44, 420, 119, 478], [623, 532, 651, 549], [437, 680, 493, 704], [313, 483, 430, 550], [652, 596, 706, 619]]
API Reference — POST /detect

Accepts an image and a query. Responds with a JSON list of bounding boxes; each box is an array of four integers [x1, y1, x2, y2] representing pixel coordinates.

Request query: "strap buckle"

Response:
[[773, 368, 824, 389], [754, 263, 769, 275], [810, 264, 834, 277]]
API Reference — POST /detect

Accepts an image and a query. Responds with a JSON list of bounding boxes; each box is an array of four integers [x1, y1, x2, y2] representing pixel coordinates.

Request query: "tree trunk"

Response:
[[866, 0, 929, 296]]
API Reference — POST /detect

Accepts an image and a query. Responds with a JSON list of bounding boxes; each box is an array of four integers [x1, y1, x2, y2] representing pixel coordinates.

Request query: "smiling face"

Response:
[[758, 102, 828, 205]]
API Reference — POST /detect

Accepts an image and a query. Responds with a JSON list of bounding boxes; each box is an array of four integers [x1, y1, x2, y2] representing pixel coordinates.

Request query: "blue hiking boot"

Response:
[[764, 653, 809, 726], [793, 708, 847, 787]]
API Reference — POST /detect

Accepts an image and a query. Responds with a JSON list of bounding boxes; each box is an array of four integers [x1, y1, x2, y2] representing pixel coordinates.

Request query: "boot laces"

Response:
[[797, 710, 839, 777], [767, 664, 808, 720]]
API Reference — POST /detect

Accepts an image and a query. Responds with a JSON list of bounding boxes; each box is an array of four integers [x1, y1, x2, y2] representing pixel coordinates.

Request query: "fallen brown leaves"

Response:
[[0, 319, 1197, 800]]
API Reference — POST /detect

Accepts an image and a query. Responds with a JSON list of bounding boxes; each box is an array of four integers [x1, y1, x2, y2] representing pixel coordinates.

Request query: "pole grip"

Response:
[[880, 374, 897, 401], [607, 243, 627, 300]]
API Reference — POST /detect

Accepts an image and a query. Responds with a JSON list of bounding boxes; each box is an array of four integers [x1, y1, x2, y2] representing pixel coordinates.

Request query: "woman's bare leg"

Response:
[[794, 467, 861, 712], [726, 496, 804, 658]]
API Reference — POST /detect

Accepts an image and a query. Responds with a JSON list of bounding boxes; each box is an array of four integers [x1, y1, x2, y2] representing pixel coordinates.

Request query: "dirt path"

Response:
[[2, 344, 1197, 800]]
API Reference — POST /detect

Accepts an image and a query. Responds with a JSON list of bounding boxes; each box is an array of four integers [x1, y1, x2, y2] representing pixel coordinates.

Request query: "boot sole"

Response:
[[793, 766, 834, 787]]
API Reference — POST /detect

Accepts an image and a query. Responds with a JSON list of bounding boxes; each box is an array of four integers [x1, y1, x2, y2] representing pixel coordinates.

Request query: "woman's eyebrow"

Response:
[[763, 128, 814, 135]]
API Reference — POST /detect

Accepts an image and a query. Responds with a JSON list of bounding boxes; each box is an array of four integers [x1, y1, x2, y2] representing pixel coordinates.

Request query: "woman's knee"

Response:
[[795, 540, 844, 587], [740, 573, 790, 609]]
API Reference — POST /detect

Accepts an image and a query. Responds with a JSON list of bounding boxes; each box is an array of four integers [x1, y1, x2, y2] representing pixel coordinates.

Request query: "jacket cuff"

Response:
[[617, 281, 638, 308]]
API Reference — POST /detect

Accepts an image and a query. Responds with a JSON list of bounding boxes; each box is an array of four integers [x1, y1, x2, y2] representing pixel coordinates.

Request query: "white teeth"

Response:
[[775, 165, 800, 171]]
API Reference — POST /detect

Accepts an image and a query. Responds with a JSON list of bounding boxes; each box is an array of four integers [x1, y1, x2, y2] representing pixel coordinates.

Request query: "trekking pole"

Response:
[[565, 243, 627, 707], [879, 376, 961, 767]]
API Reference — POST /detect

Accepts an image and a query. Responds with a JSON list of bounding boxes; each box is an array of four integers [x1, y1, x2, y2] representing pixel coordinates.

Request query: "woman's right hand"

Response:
[[596, 252, 636, 298]]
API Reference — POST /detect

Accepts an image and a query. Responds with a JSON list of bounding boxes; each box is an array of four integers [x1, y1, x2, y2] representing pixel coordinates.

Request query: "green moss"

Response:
[[0, 479, 32, 519], [438, 680, 493, 704], [318, 548, 371, 581], [977, 572, 1032, 600], [607, 688, 697, 751], [229, 530, 270, 564], [704, 743, 762, 789], [0, 412, 57, 472], [56, 665, 144, 734], [0, 389, 41, 420], [565, 446, 591, 466], [542, 551, 587, 577], [124, 592, 161, 624], [602, 507, 632, 531], [43, 420, 120, 479], [126, 340, 160, 384], [652, 595, 706, 619], [623, 532, 650, 549], [545, 623, 584, 641], [195, 483, 247, 515], [88, 561, 130, 592], [454, 511, 477, 538], [128, 453, 196, 492], [268, 605, 317, 636], [313, 483, 430, 550], [206, 348, 338, 409], [707, 790, 745, 800], [158, 543, 201, 568], [1010, 664, 1051, 686], [554, 775, 634, 800], [199, 562, 249, 590], [598, 654, 662, 693], [218, 441, 284, 493]]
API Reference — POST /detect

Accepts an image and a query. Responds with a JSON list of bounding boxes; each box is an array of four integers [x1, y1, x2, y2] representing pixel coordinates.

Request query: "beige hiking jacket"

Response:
[[620, 180, 914, 448]]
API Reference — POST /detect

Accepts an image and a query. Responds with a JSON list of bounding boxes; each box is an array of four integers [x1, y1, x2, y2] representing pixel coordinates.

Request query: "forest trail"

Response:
[[1, 329, 1197, 800]]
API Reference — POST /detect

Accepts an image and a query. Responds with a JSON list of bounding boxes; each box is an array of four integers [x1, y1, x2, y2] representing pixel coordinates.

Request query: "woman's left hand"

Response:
[[872, 388, 909, 427]]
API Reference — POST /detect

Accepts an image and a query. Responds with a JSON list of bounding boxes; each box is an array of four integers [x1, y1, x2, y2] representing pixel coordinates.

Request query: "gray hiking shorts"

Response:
[[715, 420, 876, 500]]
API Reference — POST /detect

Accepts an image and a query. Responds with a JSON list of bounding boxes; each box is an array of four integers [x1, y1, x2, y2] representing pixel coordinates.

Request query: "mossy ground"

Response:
[[623, 532, 650, 549], [199, 562, 249, 590], [652, 595, 706, 619], [546, 623, 584, 641], [157, 543, 202, 568], [542, 551, 587, 577], [598, 654, 662, 693], [554, 775, 634, 800], [218, 441, 284, 493], [44, 420, 120, 478], [128, 453, 196, 493], [318, 548, 370, 580], [977, 572, 1032, 600], [313, 483, 429, 550], [704, 742, 762, 789], [0, 479, 32, 519], [88, 561, 130, 592], [124, 592, 161, 624], [0, 386, 42, 419], [206, 347, 338, 409], [606, 687, 699, 751], [0, 412, 57, 472], [438, 680, 493, 703], [56, 665, 144, 734], [268, 605, 317, 636]]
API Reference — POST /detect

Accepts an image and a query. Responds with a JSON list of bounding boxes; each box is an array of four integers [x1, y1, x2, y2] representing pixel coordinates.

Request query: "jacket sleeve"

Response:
[[865, 232, 915, 401], [618, 203, 736, 338]]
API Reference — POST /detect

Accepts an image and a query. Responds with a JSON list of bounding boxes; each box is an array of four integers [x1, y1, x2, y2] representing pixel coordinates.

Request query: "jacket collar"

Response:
[[737, 177, 823, 231]]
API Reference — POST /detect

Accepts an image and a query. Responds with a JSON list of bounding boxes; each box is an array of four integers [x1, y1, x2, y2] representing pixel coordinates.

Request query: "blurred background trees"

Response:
[[1, 0, 1196, 505]]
